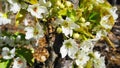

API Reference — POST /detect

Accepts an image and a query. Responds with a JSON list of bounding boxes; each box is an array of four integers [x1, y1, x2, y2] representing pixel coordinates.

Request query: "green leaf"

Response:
[[58, 8, 67, 18], [50, 0, 57, 6], [88, 12, 100, 23], [24, 0, 38, 4], [0, 59, 12, 68], [15, 9, 27, 27], [67, 9, 76, 21], [85, 59, 93, 68], [16, 47, 34, 66]]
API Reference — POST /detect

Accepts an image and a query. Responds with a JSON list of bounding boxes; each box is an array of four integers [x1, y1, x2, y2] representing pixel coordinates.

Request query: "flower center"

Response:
[[34, 28, 39, 35], [33, 7, 37, 12], [65, 42, 72, 48], [18, 60, 23, 64], [63, 21, 69, 27], [7, 52, 11, 56]]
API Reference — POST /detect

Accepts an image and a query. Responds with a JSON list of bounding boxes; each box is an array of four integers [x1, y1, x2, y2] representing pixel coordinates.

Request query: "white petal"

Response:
[[27, 4, 48, 18], [3, 56, 12, 59], [69, 29, 73, 37], [23, 19, 28, 26], [62, 27, 71, 37], [10, 48, 15, 54], [39, 6, 48, 14], [75, 59, 81, 66], [0, 18, 11, 25], [7, 0, 14, 4], [60, 45, 68, 58], [68, 46, 78, 59], [2, 47, 10, 52], [10, 3, 21, 13], [25, 33, 33, 39], [10, 48, 15, 58], [110, 6, 118, 20], [94, 51, 101, 58], [71, 23, 79, 29], [1, 47, 15, 59]]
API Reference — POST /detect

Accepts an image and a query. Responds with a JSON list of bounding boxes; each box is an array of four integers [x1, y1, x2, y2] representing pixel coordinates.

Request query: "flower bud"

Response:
[[73, 33, 79, 39], [80, 17, 85, 23], [60, 4, 65, 8], [65, 1, 72, 7], [57, 27, 62, 33]]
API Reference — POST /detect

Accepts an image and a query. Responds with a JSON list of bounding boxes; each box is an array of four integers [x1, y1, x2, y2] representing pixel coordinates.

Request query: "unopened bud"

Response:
[[73, 33, 79, 39], [57, 27, 62, 33], [80, 17, 85, 23], [65, 1, 72, 7], [60, 4, 65, 8]]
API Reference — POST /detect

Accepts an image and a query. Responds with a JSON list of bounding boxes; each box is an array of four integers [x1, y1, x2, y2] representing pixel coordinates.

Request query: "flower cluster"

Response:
[[0, 0, 117, 68]]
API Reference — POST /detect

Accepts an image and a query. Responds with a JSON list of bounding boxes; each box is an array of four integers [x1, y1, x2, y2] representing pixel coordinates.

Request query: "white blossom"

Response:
[[1, 47, 15, 59], [0, 13, 11, 25], [27, 4, 48, 18], [12, 57, 27, 68], [25, 23, 44, 40], [60, 38, 78, 59], [100, 15, 112, 29], [56, 17, 79, 37]]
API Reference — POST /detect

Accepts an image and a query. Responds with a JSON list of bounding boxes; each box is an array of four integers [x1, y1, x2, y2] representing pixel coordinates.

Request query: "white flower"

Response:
[[12, 57, 27, 68], [60, 38, 78, 59], [25, 23, 44, 40], [27, 4, 48, 18], [93, 52, 106, 68], [1, 47, 15, 59], [0, 13, 11, 25], [110, 6, 118, 20], [0, 18, 11, 25], [57, 17, 79, 37], [7, 0, 21, 13], [75, 51, 90, 66], [100, 15, 112, 29], [62, 26, 73, 37]]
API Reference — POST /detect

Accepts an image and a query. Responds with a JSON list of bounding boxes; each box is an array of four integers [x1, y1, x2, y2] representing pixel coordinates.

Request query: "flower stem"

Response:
[[104, 36, 116, 51]]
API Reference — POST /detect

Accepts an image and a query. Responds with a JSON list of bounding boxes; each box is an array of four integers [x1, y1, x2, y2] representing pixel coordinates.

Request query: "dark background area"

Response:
[[108, 0, 120, 5]]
